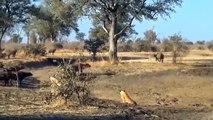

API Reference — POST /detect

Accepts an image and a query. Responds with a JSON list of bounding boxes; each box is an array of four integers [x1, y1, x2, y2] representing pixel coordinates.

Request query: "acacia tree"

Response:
[[0, 0, 33, 49], [29, 0, 80, 43], [77, 0, 182, 63], [169, 34, 189, 64], [161, 34, 189, 63], [84, 38, 105, 60], [144, 28, 157, 45]]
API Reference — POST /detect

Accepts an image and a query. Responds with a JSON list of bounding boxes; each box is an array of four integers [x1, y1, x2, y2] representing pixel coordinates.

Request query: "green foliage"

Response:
[[8, 34, 22, 43], [118, 40, 133, 52], [28, 0, 80, 42], [161, 38, 173, 52], [0, 0, 33, 48], [75, 32, 86, 42], [144, 29, 157, 44], [132, 38, 151, 52], [84, 38, 105, 60], [24, 44, 46, 56], [77, 0, 182, 62], [89, 26, 108, 42]]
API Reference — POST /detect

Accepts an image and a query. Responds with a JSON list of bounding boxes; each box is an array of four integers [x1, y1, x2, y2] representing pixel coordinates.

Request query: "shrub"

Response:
[[62, 42, 84, 52], [84, 38, 105, 60], [197, 45, 206, 50], [168, 34, 190, 64], [207, 42, 213, 51], [118, 41, 133, 52], [45, 41, 63, 50], [2, 43, 24, 50], [54, 43, 63, 49], [24, 44, 46, 56], [133, 39, 150, 52], [49, 60, 94, 105]]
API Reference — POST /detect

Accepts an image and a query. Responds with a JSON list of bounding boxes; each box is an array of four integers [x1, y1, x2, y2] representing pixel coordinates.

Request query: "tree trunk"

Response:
[[27, 31, 29, 44], [172, 50, 177, 64], [108, 16, 118, 64], [0, 34, 3, 50], [92, 52, 96, 61], [0, 28, 7, 50]]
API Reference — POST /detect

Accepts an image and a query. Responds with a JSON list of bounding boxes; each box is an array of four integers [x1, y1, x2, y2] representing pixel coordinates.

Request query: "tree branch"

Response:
[[97, 17, 109, 34], [114, 16, 134, 39]]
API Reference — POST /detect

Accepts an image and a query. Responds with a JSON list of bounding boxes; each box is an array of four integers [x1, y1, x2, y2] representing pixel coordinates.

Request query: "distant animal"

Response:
[[0, 68, 10, 86], [120, 90, 137, 106], [47, 48, 56, 55], [153, 53, 164, 63], [2, 49, 18, 58], [71, 63, 91, 73]]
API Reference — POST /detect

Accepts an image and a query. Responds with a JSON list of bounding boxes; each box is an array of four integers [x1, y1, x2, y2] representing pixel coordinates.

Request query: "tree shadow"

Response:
[[0, 114, 130, 120], [10, 76, 41, 89], [18, 76, 41, 89]]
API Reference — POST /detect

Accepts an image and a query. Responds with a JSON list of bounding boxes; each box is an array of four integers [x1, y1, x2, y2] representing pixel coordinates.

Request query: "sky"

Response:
[[69, 0, 213, 42]]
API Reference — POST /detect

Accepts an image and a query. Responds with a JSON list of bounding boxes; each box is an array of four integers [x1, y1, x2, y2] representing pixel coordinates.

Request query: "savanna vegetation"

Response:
[[0, 0, 213, 120]]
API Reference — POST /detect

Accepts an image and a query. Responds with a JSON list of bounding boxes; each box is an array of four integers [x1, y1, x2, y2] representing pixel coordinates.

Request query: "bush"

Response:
[[45, 41, 64, 49], [2, 43, 24, 51], [24, 44, 46, 56], [197, 45, 206, 50], [207, 43, 213, 51], [62, 42, 84, 52], [49, 60, 94, 105], [84, 38, 105, 60], [168, 34, 190, 64], [118, 41, 133, 52], [133, 40, 150, 52], [54, 43, 63, 49]]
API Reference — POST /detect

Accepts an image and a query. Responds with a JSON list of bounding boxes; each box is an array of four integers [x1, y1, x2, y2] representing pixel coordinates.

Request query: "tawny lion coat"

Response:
[[120, 90, 137, 105]]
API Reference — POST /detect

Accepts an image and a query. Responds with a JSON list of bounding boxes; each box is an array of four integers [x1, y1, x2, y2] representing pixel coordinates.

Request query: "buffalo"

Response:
[[2, 49, 18, 59], [71, 63, 91, 73], [154, 53, 164, 63], [0, 70, 32, 86]]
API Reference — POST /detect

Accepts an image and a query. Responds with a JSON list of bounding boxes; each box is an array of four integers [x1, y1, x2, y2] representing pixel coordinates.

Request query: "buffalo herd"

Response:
[[0, 61, 32, 87]]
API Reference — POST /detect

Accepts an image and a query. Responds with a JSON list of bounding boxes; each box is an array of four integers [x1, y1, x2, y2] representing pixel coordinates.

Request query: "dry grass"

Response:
[[0, 49, 212, 119]]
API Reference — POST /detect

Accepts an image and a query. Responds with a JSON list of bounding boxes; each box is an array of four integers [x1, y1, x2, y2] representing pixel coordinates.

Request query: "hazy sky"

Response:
[[69, 0, 213, 42]]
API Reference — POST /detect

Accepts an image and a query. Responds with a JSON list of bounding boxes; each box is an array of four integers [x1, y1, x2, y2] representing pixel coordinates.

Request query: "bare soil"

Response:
[[0, 50, 213, 120]]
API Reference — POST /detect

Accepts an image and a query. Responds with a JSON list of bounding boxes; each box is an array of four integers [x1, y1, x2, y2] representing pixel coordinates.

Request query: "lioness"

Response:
[[120, 90, 137, 105]]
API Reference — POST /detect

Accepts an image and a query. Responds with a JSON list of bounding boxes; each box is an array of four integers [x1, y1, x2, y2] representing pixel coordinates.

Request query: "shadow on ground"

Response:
[[19, 76, 41, 89], [0, 114, 130, 120]]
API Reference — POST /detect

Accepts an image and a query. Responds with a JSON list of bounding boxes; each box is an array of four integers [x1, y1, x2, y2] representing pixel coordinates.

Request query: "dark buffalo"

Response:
[[0, 69, 32, 86], [154, 53, 164, 63]]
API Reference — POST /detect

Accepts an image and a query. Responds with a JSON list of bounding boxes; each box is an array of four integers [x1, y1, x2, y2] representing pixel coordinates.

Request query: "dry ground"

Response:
[[0, 50, 212, 120]]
